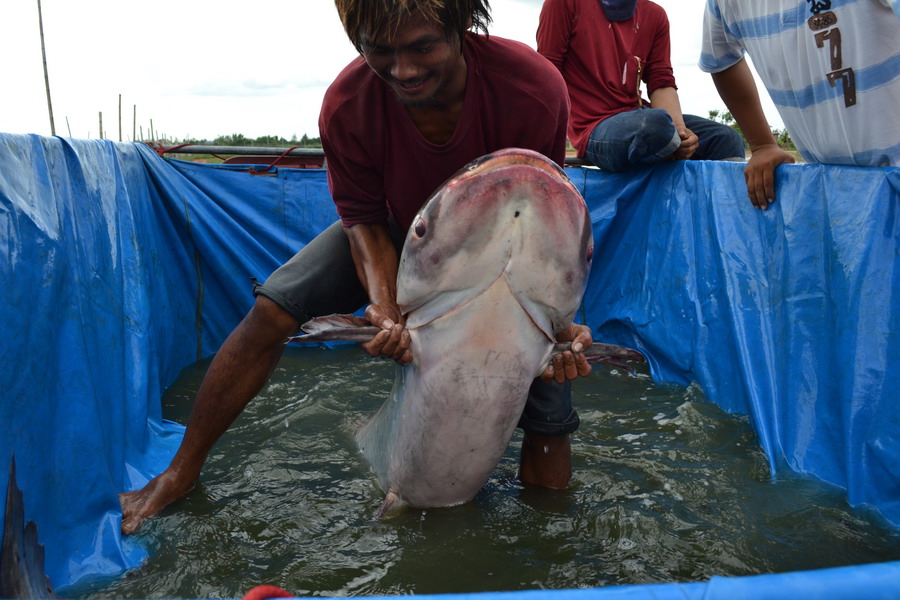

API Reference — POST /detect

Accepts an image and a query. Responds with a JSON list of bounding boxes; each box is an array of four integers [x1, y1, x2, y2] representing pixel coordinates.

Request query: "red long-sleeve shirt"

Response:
[[537, 0, 677, 156], [320, 33, 569, 232]]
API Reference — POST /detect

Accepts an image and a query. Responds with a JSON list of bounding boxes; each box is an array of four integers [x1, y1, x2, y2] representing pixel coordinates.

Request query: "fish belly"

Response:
[[356, 277, 553, 508]]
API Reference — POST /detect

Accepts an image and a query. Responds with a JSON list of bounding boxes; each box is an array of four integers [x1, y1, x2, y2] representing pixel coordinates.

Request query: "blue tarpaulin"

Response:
[[0, 133, 898, 596]]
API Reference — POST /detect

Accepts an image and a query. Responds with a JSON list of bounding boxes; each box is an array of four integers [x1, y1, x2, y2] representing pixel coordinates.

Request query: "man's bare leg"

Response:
[[119, 296, 299, 535], [518, 432, 572, 489]]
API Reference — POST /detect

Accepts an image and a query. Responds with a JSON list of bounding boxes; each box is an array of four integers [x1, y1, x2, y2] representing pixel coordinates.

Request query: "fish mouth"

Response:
[[403, 269, 557, 343], [457, 148, 571, 188]]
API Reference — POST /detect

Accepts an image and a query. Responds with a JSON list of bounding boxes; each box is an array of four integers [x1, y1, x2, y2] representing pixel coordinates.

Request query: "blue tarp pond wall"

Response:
[[0, 133, 898, 597]]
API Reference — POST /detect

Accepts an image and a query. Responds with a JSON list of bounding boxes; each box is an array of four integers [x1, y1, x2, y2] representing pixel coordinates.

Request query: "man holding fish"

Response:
[[119, 0, 595, 534]]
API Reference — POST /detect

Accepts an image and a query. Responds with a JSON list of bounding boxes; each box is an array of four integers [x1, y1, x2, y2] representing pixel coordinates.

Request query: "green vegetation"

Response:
[[176, 133, 322, 147], [708, 109, 796, 152]]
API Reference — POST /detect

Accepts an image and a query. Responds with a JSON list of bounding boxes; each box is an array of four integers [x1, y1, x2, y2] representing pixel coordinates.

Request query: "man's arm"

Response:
[[648, 86, 698, 160], [344, 222, 412, 364], [536, 0, 570, 69], [711, 57, 795, 210]]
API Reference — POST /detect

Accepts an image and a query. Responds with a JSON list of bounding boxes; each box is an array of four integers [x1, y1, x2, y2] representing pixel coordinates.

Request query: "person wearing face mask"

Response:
[[537, 0, 746, 171]]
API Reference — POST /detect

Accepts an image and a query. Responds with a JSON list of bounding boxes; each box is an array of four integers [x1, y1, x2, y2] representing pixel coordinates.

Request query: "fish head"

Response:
[[397, 148, 593, 340]]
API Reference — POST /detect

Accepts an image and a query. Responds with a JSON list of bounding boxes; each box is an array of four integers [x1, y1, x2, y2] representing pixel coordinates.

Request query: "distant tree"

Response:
[[772, 128, 797, 151], [213, 133, 250, 146], [297, 134, 321, 147], [256, 134, 296, 146], [204, 132, 321, 148], [708, 109, 735, 126], [708, 108, 796, 152]]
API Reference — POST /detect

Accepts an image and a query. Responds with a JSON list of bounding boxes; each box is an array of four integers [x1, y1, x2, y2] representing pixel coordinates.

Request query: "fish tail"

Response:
[[375, 490, 405, 520]]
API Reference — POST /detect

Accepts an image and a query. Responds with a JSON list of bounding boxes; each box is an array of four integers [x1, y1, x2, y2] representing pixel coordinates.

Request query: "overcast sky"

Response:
[[0, 0, 782, 142]]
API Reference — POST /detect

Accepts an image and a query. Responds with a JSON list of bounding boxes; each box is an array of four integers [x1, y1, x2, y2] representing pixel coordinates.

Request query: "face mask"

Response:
[[599, 0, 638, 21]]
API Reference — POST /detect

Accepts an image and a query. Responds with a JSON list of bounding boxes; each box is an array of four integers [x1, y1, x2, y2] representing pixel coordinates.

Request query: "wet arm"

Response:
[[344, 223, 411, 363], [711, 57, 794, 210]]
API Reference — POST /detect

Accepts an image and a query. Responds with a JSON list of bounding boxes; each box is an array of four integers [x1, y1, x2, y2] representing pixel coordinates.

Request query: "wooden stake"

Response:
[[36, 0, 55, 135]]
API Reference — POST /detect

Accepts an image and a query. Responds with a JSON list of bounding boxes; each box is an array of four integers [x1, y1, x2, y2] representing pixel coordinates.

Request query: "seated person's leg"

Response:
[[682, 114, 746, 162], [517, 378, 579, 488], [584, 108, 681, 171]]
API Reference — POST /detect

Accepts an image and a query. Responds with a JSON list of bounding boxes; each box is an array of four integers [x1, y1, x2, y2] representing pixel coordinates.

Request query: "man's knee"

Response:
[[635, 109, 674, 134], [631, 110, 679, 160], [247, 294, 301, 339]]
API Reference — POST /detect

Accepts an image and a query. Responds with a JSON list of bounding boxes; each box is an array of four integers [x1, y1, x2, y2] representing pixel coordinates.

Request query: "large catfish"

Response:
[[292, 148, 643, 516]]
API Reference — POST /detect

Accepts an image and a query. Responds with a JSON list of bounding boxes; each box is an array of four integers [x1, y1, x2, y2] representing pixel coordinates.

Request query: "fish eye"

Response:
[[414, 216, 427, 238]]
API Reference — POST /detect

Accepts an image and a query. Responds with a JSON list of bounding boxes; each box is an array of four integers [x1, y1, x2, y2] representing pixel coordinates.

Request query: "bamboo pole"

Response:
[[133, 105, 136, 142], [65, 116, 71, 137], [99, 112, 103, 139], [36, 0, 55, 135], [118, 94, 122, 142]]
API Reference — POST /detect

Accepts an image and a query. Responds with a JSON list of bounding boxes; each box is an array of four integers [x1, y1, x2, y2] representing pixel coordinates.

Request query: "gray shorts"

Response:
[[253, 220, 579, 435]]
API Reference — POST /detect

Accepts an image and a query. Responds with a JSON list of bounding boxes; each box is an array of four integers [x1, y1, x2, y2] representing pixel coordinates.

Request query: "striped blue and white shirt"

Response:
[[700, 0, 900, 167]]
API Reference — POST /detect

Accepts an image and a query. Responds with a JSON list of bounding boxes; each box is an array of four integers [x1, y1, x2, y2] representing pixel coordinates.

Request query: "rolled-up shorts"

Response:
[[253, 220, 580, 436]]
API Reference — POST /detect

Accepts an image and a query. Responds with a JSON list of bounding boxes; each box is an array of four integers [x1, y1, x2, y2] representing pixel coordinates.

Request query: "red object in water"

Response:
[[243, 584, 295, 600]]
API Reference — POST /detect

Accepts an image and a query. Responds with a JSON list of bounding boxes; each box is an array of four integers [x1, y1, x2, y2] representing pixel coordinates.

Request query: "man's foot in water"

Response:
[[118, 467, 197, 535]]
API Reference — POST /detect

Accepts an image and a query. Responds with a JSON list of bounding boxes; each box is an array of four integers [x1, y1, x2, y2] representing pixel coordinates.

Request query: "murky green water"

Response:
[[79, 345, 900, 598]]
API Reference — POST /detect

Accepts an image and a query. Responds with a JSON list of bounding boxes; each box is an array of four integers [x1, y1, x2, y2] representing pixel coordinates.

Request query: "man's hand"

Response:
[[744, 144, 795, 210], [672, 126, 699, 160], [541, 323, 593, 384], [361, 303, 412, 364], [710, 59, 796, 210]]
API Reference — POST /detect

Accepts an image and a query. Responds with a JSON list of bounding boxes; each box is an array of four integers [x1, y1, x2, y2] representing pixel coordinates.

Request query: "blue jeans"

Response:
[[584, 108, 746, 171]]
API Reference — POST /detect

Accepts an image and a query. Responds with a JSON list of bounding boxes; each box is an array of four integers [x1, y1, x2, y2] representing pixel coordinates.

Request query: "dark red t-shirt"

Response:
[[537, 0, 677, 156], [319, 33, 569, 232]]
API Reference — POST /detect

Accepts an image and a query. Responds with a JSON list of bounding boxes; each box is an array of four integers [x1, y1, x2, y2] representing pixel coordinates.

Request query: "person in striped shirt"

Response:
[[700, 0, 900, 209]]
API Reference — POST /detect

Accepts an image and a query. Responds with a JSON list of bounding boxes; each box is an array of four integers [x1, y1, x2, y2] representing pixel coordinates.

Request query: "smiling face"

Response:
[[359, 12, 467, 108]]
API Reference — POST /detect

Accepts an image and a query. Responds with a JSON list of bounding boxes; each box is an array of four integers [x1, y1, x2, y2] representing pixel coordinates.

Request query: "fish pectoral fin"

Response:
[[583, 342, 646, 373], [286, 314, 381, 344], [375, 490, 405, 521], [549, 341, 646, 373]]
